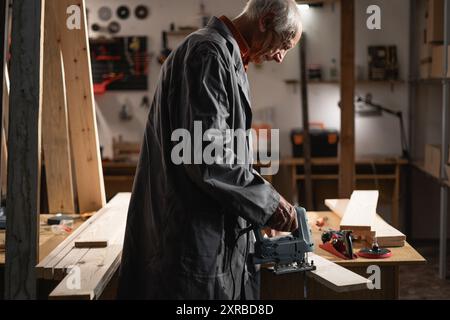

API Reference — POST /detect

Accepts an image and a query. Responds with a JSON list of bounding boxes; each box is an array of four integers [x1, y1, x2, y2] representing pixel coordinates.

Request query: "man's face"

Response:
[[263, 30, 302, 63], [250, 21, 302, 65]]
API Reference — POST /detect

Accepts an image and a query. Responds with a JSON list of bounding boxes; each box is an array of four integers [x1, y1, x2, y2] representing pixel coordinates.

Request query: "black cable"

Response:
[[229, 225, 253, 300]]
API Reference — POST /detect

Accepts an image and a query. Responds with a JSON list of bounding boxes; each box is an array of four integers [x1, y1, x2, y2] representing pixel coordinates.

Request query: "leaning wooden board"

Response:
[[53, 0, 106, 213], [325, 199, 405, 247]]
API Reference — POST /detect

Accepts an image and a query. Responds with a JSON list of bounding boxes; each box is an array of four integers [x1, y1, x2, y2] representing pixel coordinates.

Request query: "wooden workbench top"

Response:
[[0, 214, 83, 265], [1, 211, 425, 269], [307, 211, 426, 267]]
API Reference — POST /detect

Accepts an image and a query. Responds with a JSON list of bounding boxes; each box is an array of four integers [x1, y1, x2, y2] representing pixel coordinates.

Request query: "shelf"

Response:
[[294, 174, 396, 181], [412, 78, 450, 85], [284, 79, 406, 85], [411, 162, 450, 187]]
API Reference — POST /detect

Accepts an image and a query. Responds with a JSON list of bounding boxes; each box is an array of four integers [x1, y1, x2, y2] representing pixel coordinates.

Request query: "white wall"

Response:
[[86, 0, 410, 159]]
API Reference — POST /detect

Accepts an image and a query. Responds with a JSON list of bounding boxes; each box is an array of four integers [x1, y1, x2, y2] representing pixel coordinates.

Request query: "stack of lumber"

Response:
[[325, 191, 405, 247], [36, 193, 130, 300]]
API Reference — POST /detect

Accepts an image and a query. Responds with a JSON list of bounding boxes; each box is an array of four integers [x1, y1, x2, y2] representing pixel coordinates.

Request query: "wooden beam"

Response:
[[52, 0, 105, 212], [339, 0, 355, 198], [5, 0, 44, 300], [299, 34, 313, 209], [0, 0, 8, 201], [1, 66, 9, 199], [42, 0, 75, 214]]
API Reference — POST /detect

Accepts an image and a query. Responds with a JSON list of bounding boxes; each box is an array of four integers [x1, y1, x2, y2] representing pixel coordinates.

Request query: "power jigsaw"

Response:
[[251, 207, 316, 275]]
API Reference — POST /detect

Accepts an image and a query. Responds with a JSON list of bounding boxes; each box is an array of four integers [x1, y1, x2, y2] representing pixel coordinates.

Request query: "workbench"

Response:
[[1, 209, 425, 300], [268, 156, 408, 228], [0, 214, 83, 299], [261, 210, 425, 300]]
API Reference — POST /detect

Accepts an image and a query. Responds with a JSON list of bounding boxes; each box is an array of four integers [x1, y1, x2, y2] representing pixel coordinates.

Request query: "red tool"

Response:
[[94, 73, 124, 95], [320, 230, 357, 260]]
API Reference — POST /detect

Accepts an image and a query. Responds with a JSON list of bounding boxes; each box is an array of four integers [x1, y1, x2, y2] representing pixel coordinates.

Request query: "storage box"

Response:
[[291, 128, 339, 158], [431, 45, 450, 78], [425, 144, 442, 178], [426, 0, 444, 43]]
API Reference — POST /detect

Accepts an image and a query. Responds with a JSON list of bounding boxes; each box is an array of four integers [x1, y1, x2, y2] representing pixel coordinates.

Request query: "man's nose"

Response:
[[274, 50, 287, 63]]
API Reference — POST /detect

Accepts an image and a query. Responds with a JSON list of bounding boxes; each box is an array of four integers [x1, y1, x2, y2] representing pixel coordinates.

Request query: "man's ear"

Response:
[[258, 12, 275, 32]]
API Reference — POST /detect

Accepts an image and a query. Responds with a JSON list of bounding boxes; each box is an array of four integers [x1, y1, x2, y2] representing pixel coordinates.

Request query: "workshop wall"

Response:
[[86, 0, 410, 159]]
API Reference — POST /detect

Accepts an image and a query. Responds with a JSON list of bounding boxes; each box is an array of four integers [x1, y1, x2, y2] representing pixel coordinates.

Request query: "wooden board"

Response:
[[1, 64, 9, 198], [74, 240, 108, 248], [339, 0, 355, 198], [307, 253, 371, 292], [5, 0, 44, 300], [36, 193, 130, 281], [325, 199, 405, 247], [52, 0, 105, 212], [49, 193, 130, 299], [42, 0, 75, 214], [36, 204, 111, 279], [339, 191, 378, 231], [49, 244, 122, 299]]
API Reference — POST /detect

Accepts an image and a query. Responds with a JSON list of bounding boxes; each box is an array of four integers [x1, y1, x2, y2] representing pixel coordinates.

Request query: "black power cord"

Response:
[[228, 225, 253, 300]]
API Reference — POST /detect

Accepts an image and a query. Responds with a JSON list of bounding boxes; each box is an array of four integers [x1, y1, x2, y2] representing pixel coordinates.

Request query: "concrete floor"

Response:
[[399, 244, 450, 300]]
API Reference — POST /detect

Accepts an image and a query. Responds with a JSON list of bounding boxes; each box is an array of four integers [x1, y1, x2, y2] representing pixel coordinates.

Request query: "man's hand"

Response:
[[266, 196, 298, 232]]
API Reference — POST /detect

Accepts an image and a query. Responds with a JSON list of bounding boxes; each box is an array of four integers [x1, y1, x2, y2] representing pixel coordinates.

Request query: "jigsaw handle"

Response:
[[293, 207, 314, 252]]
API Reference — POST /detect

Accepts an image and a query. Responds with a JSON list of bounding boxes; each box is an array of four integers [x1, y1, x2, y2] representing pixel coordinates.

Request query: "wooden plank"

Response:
[[325, 199, 405, 247], [36, 203, 110, 279], [0, 0, 9, 200], [49, 244, 123, 299], [42, 0, 75, 214], [52, 248, 89, 281], [74, 240, 108, 248], [36, 193, 130, 280], [339, 191, 378, 231], [5, 0, 44, 300], [299, 34, 313, 209], [339, 0, 355, 198], [52, 0, 105, 212], [307, 253, 371, 293], [49, 193, 129, 299]]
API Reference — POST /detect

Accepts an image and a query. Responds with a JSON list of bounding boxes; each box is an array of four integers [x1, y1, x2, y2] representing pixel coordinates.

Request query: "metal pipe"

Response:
[[439, 0, 450, 280]]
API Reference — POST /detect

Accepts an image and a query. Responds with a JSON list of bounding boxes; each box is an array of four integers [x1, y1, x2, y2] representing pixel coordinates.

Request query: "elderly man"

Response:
[[118, 0, 303, 300]]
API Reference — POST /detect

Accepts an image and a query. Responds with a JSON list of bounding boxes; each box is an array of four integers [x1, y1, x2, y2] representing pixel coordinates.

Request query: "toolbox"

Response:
[[291, 126, 339, 158]]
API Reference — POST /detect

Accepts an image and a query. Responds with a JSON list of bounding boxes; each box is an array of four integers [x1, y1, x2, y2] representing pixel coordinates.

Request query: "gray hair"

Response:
[[242, 0, 302, 41]]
